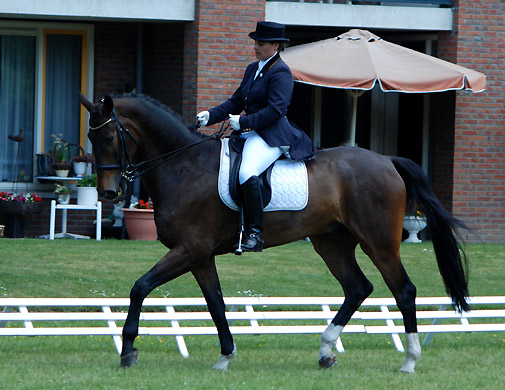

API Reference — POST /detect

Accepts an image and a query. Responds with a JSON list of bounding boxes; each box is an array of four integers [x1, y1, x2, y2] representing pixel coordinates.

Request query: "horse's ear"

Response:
[[103, 95, 114, 115], [78, 91, 94, 113]]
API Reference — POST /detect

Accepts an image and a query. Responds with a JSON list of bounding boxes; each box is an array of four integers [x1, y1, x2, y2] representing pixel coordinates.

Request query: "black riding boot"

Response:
[[240, 176, 264, 252]]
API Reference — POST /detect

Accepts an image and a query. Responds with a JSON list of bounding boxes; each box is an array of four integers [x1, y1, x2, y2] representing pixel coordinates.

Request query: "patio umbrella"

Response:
[[282, 29, 486, 145]]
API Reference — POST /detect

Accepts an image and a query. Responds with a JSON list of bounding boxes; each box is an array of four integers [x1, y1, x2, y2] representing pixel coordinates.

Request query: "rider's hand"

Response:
[[229, 114, 241, 130], [196, 111, 209, 127]]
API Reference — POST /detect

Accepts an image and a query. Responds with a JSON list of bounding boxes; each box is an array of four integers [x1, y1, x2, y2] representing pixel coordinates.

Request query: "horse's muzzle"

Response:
[[103, 190, 119, 200]]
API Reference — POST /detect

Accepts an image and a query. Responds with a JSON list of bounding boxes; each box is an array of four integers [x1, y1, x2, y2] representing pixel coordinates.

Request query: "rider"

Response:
[[197, 21, 314, 252]]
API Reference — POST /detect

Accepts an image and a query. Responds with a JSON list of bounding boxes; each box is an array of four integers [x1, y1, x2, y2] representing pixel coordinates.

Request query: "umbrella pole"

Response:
[[347, 90, 364, 146]]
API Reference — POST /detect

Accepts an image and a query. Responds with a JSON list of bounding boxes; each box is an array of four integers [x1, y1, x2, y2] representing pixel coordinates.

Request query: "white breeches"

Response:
[[239, 131, 283, 185]]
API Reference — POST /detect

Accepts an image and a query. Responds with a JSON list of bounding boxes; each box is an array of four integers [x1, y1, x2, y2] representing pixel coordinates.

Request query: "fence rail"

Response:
[[1, 296, 503, 357]]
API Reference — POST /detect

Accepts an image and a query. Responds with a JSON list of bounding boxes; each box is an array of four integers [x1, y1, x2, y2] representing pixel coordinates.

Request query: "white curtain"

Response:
[[0, 35, 35, 182], [44, 34, 82, 155]]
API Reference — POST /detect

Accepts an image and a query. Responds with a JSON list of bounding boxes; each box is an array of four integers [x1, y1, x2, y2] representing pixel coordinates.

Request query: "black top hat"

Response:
[[248, 21, 289, 42]]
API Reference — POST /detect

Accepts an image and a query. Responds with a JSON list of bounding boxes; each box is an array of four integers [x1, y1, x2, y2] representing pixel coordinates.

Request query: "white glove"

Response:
[[229, 114, 241, 130], [196, 111, 209, 127]]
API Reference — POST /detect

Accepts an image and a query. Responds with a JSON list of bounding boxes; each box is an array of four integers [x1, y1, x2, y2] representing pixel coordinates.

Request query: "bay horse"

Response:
[[79, 93, 469, 373]]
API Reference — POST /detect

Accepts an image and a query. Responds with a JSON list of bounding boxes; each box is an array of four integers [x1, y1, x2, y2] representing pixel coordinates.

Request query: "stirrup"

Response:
[[241, 232, 263, 252]]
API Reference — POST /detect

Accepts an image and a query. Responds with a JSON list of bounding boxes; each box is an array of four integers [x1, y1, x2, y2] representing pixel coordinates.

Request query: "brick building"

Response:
[[0, 0, 503, 242]]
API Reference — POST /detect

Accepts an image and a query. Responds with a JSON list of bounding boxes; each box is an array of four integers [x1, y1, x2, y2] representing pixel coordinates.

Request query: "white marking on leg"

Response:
[[400, 333, 421, 373], [213, 344, 237, 371], [319, 324, 344, 363]]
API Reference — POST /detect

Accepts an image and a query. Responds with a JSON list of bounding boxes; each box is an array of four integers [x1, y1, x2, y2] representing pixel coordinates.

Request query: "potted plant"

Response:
[[121, 199, 157, 241], [0, 191, 43, 237], [53, 184, 72, 204], [76, 174, 98, 205], [72, 153, 95, 177], [50, 134, 71, 176], [403, 210, 427, 243]]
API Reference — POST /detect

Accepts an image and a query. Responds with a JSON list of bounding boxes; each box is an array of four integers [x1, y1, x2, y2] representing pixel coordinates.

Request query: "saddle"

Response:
[[228, 134, 273, 208], [218, 138, 309, 212]]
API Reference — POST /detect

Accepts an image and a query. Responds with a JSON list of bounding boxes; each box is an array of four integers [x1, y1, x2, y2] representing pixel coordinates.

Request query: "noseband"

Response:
[[89, 109, 228, 183]]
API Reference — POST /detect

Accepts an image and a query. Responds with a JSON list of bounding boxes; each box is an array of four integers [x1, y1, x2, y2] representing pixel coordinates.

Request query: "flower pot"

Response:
[[55, 169, 70, 177], [0, 200, 43, 216], [77, 187, 98, 205], [73, 162, 87, 177], [403, 216, 427, 243], [5, 216, 24, 238], [121, 208, 157, 241], [57, 194, 71, 205]]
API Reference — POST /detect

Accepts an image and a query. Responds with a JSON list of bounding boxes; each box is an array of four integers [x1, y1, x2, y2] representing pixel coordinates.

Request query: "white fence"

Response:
[[1, 296, 504, 357]]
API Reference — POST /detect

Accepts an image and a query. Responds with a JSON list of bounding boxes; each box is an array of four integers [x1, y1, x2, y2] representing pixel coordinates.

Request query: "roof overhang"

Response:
[[0, 0, 195, 22]]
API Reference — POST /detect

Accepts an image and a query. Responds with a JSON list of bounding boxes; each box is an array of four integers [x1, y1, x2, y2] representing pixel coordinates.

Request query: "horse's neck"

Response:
[[131, 108, 201, 157], [141, 136, 221, 211]]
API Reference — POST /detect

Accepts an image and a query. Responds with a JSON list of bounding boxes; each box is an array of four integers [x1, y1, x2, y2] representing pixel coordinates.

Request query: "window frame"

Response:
[[0, 20, 94, 191]]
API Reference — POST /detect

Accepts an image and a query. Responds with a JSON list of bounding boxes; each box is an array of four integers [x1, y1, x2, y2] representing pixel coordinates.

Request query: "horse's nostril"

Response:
[[104, 190, 118, 200]]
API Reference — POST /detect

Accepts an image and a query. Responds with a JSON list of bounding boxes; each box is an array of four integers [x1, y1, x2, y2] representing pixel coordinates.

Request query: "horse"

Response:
[[79, 92, 469, 373]]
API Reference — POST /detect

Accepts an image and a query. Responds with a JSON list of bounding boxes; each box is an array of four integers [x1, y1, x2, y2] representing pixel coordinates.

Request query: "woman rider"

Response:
[[197, 21, 314, 252]]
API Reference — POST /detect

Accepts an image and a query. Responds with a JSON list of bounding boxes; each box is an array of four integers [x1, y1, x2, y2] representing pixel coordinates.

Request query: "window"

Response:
[[0, 33, 36, 182], [43, 32, 84, 155]]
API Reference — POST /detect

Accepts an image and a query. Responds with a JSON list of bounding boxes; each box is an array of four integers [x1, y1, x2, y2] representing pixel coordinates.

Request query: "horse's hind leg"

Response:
[[310, 232, 374, 368], [361, 242, 421, 373], [192, 260, 236, 370]]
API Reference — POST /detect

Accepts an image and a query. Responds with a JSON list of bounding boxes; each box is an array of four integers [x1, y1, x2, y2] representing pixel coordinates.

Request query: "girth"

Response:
[[228, 134, 273, 208]]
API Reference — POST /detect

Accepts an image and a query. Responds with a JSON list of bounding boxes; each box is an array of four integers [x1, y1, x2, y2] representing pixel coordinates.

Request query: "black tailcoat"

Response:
[[208, 54, 314, 161]]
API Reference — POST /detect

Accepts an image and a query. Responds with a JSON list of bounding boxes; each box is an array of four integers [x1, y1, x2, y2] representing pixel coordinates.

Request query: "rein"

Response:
[[91, 111, 229, 182]]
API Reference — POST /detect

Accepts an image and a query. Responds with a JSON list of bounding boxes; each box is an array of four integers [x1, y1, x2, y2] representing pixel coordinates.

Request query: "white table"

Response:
[[44, 200, 102, 240]]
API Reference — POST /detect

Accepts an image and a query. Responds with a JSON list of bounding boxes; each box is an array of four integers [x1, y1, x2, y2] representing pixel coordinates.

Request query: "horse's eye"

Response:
[[104, 135, 114, 144]]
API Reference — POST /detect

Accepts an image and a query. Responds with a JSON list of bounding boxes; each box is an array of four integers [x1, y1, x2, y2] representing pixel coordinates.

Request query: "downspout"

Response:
[[134, 23, 144, 198]]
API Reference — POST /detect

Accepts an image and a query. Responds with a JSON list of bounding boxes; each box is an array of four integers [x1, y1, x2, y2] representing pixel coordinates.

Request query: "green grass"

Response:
[[1, 239, 504, 389]]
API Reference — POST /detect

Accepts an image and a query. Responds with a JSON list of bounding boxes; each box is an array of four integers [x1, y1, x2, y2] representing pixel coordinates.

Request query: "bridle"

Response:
[[89, 109, 140, 182], [89, 109, 228, 183]]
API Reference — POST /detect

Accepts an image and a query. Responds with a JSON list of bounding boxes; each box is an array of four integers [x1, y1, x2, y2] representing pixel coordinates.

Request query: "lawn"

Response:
[[0, 239, 504, 389]]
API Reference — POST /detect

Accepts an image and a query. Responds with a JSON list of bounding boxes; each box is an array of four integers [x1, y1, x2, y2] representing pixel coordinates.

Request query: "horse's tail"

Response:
[[390, 156, 470, 312]]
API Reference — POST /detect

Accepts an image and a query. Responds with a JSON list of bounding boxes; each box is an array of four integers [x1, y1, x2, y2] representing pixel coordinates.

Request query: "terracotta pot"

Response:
[[121, 208, 157, 241]]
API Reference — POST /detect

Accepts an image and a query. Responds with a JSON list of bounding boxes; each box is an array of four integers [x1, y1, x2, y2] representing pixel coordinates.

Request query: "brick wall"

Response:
[[181, 0, 265, 125], [450, 0, 505, 242], [143, 23, 185, 113], [94, 23, 138, 98]]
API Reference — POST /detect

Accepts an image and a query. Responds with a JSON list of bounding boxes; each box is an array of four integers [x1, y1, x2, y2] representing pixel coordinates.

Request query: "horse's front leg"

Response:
[[192, 259, 236, 370], [121, 247, 194, 367]]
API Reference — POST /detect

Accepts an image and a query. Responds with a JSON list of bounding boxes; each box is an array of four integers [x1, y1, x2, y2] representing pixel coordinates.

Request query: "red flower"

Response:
[[133, 199, 153, 209]]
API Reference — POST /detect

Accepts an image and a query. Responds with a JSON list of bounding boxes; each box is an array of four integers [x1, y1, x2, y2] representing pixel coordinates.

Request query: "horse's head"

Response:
[[79, 93, 138, 200]]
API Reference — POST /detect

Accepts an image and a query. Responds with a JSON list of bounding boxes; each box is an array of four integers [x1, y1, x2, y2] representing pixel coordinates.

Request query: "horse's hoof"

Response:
[[318, 356, 337, 369], [120, 349, 138, 367]]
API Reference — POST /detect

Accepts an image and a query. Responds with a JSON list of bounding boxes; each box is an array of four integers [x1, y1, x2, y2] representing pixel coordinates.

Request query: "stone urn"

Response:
[[403, 216, 427, 243], [73, 161, 87, 177]]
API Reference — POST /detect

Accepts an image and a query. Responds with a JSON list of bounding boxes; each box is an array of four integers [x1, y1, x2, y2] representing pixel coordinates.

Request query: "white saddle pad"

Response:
[[218, 138, 309, 212]]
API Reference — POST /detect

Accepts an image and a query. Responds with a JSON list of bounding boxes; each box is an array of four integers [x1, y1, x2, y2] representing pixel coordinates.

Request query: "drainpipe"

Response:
[[134, 23, 144, 198], [136, 23, 143, 94]]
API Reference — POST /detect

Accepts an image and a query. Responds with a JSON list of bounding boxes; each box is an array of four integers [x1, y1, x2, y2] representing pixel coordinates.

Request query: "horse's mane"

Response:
[[112, 93, 208, 141]]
